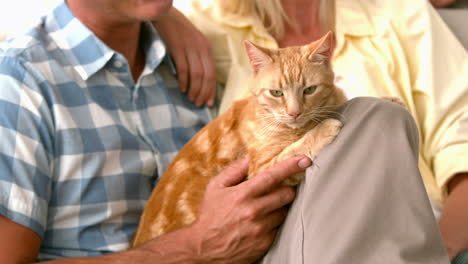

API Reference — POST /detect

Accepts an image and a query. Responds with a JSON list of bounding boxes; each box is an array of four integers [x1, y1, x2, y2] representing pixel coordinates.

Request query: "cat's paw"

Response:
[[317, 118, 343, 141], [381, 96, 406, 108], [303, 118, 342, 160], [282, 172, 305, 186]]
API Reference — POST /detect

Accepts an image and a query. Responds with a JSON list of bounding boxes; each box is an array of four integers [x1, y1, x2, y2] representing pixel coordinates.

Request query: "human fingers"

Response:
[[186, 51, 203, 105], [210, 158, 249, 188], [195, 41, 216, 107], [242, 209, 288, 251], [173, 51, 189, 93], [245, 156, 311, 196], [257, 208, 289, 232], [208, 81, 216, 107], [153, 7, 195, 95], [251, 186, 295, 216]]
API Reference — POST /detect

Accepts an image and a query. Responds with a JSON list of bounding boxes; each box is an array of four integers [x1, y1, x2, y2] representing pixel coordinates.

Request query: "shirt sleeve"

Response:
[[395, 0, 468, 199], [0, 54, 54, 238]]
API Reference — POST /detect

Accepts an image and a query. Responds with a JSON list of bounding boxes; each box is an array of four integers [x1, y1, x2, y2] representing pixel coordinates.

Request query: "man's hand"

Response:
[[0, 156, 311, 264], [154, 7, 216, 107], [188, 156, 312, 264]]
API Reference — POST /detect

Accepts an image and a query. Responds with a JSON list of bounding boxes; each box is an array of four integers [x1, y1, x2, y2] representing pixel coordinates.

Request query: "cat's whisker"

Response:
[[256, 113, 275, 118], [265, 122, 281, 136], [256, 112, 275, 116], [316, 104, 342, 109], [256, 119, 281, 137], [301, 113, 328, 120], [307, 113, 340, 119], [256, 113, 279, 122], [315, 109, 342, 114], [256, 120, 282, 132], [313, 108, 342, 115], [314, 108, 340, 112], [257, 125, 280, 138], [306, 110, 345, 120], [256, 115, 276, 122]]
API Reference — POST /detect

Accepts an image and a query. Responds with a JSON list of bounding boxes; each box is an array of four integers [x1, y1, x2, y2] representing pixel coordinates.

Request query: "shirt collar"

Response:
[[140, 22, 173, 76], [45, 2, 168, 81]]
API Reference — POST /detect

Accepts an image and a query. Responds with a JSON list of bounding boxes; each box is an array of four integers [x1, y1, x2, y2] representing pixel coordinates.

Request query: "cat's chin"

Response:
[[285, 122, 307, 129]]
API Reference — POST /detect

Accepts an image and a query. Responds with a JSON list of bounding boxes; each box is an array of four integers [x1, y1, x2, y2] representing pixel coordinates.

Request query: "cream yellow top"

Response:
[[183, 0, 468, 207]]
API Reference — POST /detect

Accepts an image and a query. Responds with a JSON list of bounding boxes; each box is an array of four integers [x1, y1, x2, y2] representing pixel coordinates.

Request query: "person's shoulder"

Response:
[[343, 0, 425, 17], [183, 0, 220, 24], [0, 22, 57, 90], [352, 0, 429, 15], [181, 0, 217, 16], [0, 21, 51, 66], [349, 0, 432, 30], [178, 0, 239, 32], [372, 0, 431, 18]]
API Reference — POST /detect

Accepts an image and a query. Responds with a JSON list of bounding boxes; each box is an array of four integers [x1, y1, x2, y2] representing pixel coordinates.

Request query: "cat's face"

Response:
[[245, 33, 336, 129]]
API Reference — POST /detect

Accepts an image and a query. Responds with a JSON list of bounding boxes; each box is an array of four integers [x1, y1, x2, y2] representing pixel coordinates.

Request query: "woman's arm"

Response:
[[154, 7, 216, 107], [393, 0, 468, 258], [440, 173, 468, 260]]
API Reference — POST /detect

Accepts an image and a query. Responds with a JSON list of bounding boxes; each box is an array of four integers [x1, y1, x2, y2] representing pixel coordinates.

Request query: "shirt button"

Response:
[[114, 60, 124, 68]]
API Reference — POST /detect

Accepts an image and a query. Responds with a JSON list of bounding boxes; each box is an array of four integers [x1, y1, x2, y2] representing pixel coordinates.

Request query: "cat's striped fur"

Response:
[[132, 32, 347, 246]]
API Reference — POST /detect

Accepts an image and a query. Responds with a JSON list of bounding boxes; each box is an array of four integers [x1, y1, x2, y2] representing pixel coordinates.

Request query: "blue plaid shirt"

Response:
[[0, 2, 210, 261]]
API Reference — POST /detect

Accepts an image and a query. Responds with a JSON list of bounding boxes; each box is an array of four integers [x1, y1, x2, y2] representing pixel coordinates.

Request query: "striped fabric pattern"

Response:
[[453, 252, 468, 264], [0, 1, 210, 260]]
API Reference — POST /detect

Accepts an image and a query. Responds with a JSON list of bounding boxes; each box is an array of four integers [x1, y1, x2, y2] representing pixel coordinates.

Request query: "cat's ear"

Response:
[[307, 31, 334, 64], [244, 40, 272, 74]]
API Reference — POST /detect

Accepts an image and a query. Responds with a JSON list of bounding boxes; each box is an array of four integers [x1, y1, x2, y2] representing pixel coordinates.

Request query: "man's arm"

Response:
[[0, 156, 311, 264], [440, 172, 468, 260], [0, 216, 199, 264], [0, 216, 41, 264]]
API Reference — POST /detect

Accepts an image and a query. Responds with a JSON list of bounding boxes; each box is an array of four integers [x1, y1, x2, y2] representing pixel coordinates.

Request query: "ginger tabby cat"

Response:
[[132, 32, 347, 246]]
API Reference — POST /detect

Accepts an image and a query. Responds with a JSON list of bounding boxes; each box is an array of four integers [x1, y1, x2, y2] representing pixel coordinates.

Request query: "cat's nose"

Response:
[[288, 111, 302, 119]]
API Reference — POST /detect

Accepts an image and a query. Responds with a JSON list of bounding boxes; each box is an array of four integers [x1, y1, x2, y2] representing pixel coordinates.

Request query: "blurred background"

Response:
[[0, 0, 466, 48], [0, 0, 190, 40], [0, 0, 59, 40]]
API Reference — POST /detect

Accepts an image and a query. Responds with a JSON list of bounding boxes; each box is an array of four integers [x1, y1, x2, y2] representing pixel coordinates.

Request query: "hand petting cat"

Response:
[[132, 33, 344, 247], [186, 156, 310, 263]]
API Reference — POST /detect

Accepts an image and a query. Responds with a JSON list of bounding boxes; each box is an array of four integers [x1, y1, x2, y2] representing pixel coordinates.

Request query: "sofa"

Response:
[[437, 2, 468, 48]]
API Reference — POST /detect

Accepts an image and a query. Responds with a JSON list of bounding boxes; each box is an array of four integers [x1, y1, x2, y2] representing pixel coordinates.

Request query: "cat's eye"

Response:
[[303, 85, 317, 95], [269, 90, 284, 97]]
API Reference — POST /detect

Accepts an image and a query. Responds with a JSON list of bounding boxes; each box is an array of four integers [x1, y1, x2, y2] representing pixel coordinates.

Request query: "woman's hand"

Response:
[[154, 7, 216, 107]]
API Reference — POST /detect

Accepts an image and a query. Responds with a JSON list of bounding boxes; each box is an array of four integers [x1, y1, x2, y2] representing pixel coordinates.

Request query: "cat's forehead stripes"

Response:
[[278, 57, 302, 86], [268, 48, 320, 89], [269, 67, 307, 91], [249, 42, 335, 97]]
